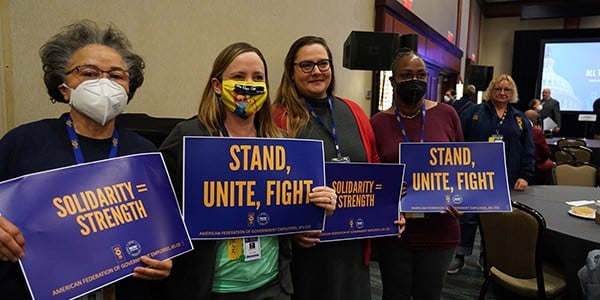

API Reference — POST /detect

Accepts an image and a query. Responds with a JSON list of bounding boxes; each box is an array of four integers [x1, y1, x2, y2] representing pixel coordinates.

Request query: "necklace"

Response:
[[397, 109, 422, 119]]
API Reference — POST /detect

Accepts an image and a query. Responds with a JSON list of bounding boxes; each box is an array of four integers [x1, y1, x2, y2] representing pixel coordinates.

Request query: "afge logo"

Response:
[[257, 212, 270, 226], [112, 245, 125, 262], [452, 194, 463, 205], [356, 218, 364, 229], [126, 240, 142, 257]]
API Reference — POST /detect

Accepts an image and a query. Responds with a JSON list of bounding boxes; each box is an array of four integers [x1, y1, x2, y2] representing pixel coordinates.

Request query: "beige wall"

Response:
[[411, 0, 459, 43], [1, 0, 377, 133], [6, 1, 595, 135], [0, 0, 9, 135], [467, 0, 482, 63], [463, 0, 481, 77], [479, 17, 563, 78]]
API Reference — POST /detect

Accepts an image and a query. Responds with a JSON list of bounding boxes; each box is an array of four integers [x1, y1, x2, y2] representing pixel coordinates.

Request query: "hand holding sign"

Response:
[[292, 186, 337, 248], [0, 153, 192, 300], [400, 142, 511, 212], [0, 216, 25, 262], [294, 231, 322, 248], [132, 256, 173, 280], [308, 186, 337, 216], [394, 214, 406, 237], [184, 137, 326, 239]]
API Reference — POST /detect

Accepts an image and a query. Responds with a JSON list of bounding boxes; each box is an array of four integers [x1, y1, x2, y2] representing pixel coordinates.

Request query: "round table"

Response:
[[511, 185, 600, 300], [511, 185, 600, 245]]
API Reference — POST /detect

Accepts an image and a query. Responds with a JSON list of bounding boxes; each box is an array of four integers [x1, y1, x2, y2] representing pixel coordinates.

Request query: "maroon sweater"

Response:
[[370, 102, 462, 250]]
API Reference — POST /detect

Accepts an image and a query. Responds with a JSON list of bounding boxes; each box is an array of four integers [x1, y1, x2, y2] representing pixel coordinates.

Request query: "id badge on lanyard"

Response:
[[405, 212, 425, 219], [489, 133, 503, 142], [331, 155, 351, 163], [227, 237, 262, 262]]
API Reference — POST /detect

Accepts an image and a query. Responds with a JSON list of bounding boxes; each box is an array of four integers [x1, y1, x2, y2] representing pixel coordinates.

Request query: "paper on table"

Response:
[[565, 200, 596, 206], [543, 117, 558, 131]]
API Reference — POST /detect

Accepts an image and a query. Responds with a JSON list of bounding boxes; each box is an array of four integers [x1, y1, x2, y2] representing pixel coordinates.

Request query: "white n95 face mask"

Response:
[[64, 78, 128, 125]]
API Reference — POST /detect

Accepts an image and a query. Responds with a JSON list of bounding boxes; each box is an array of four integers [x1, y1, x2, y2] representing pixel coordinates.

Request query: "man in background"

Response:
[[450, 84, 476, 114], [592, 97, 600, 138], [539, 88, 561, 133], [524, 109, 554, 185]]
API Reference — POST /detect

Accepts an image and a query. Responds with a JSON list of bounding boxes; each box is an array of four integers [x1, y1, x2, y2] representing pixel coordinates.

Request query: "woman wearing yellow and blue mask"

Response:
[[159, 42, 336, 300], [220, 80, 268, 119]]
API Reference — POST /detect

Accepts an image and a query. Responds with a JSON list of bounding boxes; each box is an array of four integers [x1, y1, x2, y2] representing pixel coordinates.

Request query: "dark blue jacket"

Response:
[[460, 101, 535, 186], [450, 96, 476, 114]]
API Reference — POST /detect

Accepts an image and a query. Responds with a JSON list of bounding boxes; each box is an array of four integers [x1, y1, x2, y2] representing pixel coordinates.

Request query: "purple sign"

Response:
[[399, 142, 511, 212], [183, 137, 326, 239], [320, 162, 404, 241], [0, 153, 193, 300]]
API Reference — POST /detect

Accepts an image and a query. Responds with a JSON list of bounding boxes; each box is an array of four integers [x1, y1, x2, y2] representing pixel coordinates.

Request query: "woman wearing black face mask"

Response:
[[370, 48, 464, 300]]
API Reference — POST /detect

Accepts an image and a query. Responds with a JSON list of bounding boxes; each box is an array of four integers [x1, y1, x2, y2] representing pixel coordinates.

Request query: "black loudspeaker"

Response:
[[400, 33, 418, 52], [467, 65, 494, 91], [343, 31, 401, 70]]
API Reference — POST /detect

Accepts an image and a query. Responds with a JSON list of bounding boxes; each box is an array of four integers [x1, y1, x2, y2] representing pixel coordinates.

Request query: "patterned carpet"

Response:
[[369, 230, 532, 300], [369, 253, 499, 300]]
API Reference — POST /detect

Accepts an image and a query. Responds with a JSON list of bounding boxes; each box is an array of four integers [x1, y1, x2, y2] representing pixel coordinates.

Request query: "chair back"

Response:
[[552, 161, 598, 187], [556, 138, 586, 148], [554, 149, 576, 164], [563, 146, 593, 163], [480, 202, 544, 278], [479, 202, 547, 297], [115, 113, 185, 148]]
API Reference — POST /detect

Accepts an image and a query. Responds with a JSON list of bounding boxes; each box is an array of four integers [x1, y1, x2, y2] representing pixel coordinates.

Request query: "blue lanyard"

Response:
[[394, 102, 426, 142], [219, 123, 229, 137], [64, 115, 119, 164], [305, 96, 343, 158], [496, 107, 508, 135]]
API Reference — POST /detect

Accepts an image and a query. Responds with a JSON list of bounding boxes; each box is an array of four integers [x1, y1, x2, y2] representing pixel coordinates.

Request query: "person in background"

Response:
[[529, 98, 541, 111], [0, 20, 172, 300], [539, 87, 561, 133], [449, 74, 535, 274], [272, 36, 405, 300], [524, 108, 554, 185], [370, 47, 463, 300], [528, 99, 544, 134], [461, 75, 535, 189], [448, 84, 481, 274], [592, 97, 600, 139], [159, 42, 337, 300], [450, 84, 477, 114], [443, 88, 457, 104]]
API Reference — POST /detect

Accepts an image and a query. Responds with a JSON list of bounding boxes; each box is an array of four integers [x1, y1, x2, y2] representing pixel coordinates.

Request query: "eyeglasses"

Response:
[[492, 87, 513, 93], [66, 64, 129, 82], [294, 59, 331, 73], [394, 72, 428, 81]]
